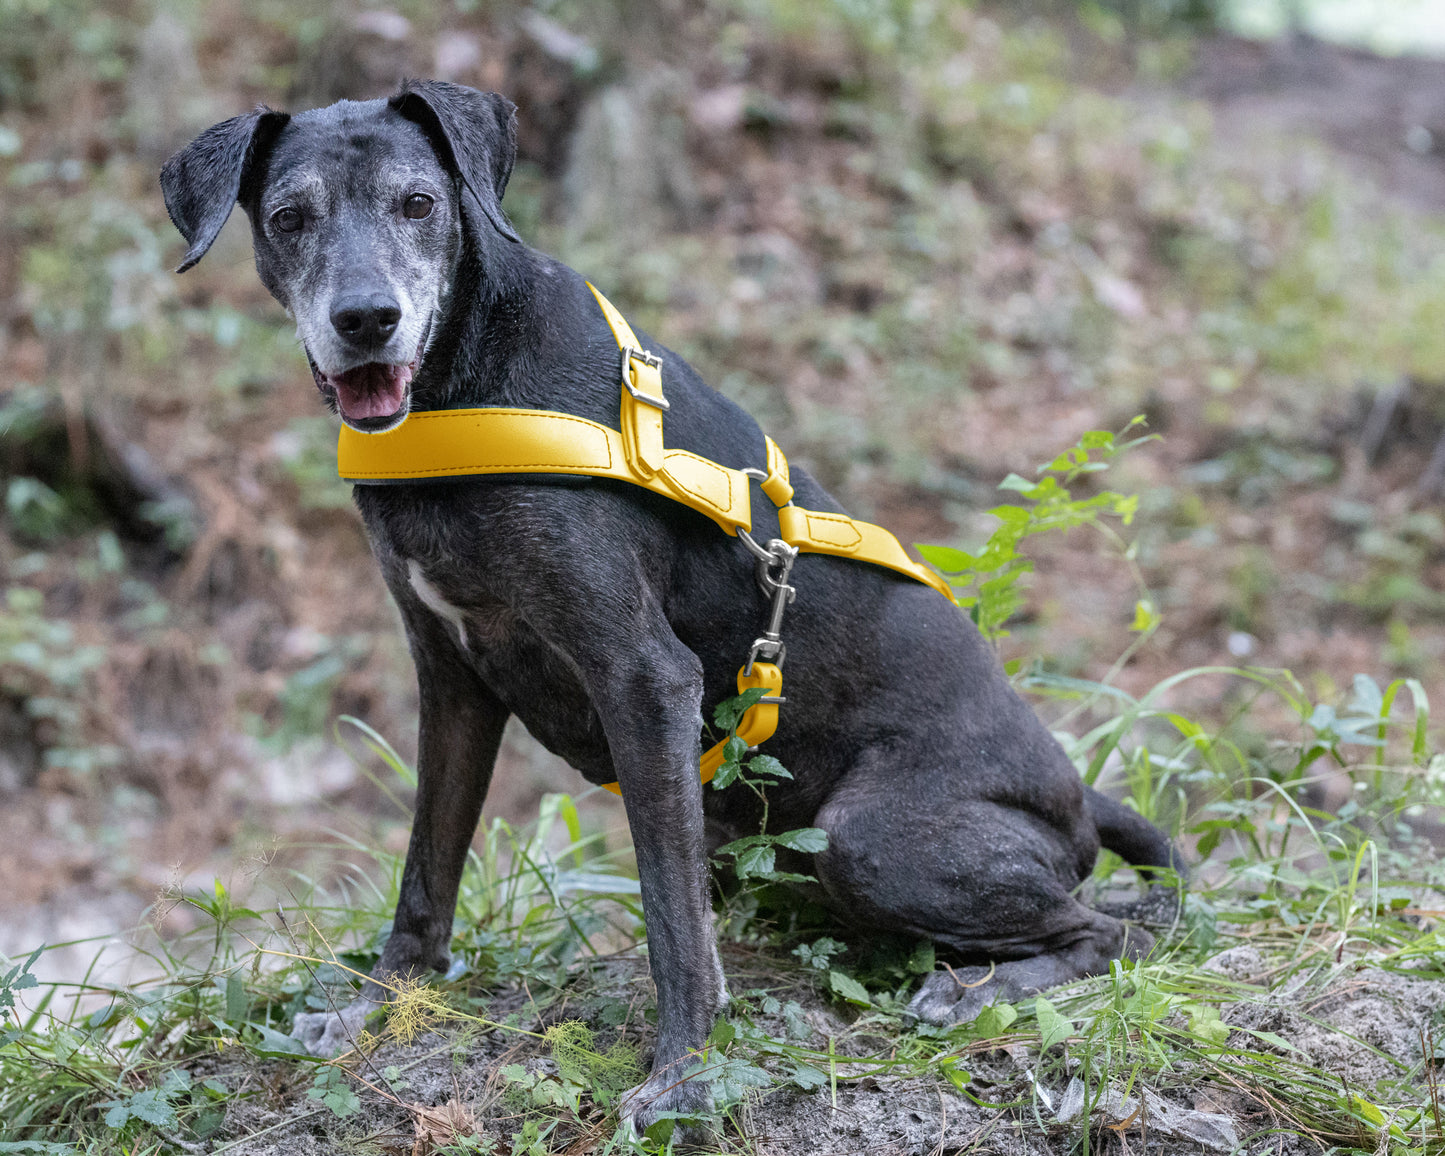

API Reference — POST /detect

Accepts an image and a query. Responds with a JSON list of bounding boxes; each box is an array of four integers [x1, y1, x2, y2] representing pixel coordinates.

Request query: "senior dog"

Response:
[[161, 80, 1182, 1132]]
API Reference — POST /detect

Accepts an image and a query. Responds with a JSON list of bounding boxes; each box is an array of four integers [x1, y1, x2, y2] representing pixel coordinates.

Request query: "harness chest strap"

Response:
[[336, 285, 954, 602]]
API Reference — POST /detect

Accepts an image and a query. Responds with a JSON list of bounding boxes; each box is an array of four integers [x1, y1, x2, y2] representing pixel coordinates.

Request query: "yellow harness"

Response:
[[337, 285, 953, 794]]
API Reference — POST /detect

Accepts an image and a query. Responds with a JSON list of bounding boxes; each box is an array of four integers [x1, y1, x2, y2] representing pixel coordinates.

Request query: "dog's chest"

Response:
[[401, 556, 614, 777], [405, 560, 513, 649]]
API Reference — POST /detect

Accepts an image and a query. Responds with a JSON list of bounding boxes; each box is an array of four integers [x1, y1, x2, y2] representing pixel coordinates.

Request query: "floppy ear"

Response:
[[160, 106, 290, 273], [390, 80, 520, 244]]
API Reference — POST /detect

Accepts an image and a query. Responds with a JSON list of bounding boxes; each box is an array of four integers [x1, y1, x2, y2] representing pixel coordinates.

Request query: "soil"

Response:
[[199, 947, 1443, 1155], [1191, 33, 1445, 214]]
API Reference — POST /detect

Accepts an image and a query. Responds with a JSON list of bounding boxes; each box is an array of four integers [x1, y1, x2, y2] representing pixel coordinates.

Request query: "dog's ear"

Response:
[[160, 107, 290, 273], [390, 80, 520, 244]]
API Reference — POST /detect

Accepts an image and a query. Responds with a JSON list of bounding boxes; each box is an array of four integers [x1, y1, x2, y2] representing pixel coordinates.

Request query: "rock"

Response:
[[1054, 1077, 1239, 1151], [561, 73, 700, 246], [1200, 943, 1266, 982]]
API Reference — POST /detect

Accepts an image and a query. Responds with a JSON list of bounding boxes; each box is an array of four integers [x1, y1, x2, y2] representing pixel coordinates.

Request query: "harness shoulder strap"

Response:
[[587, 282, 667, 479], [777, 502, 954, 601]]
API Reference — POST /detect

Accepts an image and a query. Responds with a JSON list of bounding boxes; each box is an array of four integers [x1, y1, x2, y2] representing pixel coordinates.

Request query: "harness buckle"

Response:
[[621, 347, 669, 410]]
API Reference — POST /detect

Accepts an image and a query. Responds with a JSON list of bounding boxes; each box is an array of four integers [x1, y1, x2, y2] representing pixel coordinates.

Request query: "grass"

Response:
[[1, 441, 1442, 1155], [2, 660, 1440, 1153]]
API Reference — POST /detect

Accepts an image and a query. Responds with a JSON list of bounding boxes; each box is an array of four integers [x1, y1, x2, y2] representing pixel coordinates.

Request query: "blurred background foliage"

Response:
[[1, 0, 1444, 981]]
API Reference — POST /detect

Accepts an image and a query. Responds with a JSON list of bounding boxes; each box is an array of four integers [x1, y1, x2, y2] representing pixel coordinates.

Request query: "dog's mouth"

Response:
[[309, 327, 429, 432]]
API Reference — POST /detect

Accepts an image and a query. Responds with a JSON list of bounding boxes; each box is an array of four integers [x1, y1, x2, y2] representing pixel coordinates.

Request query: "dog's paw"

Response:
[[618, 1068, 716, 1146], [292, 997, 378, 1056], [1097, 885, 1181, 929], [907, 966, 1002, 1025]]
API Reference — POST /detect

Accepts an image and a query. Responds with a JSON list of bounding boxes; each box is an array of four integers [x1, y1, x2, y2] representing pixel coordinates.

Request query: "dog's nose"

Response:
[[330, 294, 402, 346]]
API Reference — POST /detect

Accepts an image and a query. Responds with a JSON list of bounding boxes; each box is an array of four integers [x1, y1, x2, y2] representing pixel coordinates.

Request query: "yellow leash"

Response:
[[336, 284, 955, 794]]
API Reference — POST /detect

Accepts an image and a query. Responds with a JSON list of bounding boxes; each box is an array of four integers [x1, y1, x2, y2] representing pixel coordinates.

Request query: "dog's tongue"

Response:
[[331, 363, 412, 421]]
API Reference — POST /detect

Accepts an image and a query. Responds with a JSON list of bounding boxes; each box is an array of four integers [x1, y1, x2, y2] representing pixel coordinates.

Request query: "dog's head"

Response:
[[160, 81, 518, 432]]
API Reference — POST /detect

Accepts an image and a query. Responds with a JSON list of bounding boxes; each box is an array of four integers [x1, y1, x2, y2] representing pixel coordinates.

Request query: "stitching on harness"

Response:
[[806, 512, 864, 534], [343, 412, 615, 476], [662, 452, 735, 514]]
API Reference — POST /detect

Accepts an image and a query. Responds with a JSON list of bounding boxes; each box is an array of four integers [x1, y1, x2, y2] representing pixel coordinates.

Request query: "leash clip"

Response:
[[621, 347, 669, 410], [743, 537, 797, 675]]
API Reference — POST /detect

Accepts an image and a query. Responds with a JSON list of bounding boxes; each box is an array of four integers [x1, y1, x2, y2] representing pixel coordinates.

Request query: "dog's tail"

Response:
[[1085, 786, 1188, 926]]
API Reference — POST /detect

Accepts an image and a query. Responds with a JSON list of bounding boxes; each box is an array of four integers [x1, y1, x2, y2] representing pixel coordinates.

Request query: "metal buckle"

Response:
[[743, 537, 798, 675], [621, 347, 669, 410], [741, 465, 794, 507], [738, 480, 799, 675]]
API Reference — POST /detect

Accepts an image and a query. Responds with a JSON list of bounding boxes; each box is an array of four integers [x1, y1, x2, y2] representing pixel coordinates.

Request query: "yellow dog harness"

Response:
[[337, 285, 953, 794]]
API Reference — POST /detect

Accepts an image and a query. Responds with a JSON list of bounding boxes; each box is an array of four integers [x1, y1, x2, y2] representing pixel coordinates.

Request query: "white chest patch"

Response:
[[407, 560, 469, 649]]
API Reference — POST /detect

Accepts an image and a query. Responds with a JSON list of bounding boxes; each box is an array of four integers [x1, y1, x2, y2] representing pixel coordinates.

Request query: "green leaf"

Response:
[[734, 844, 776, 879], [907, 940, 936, 975], [774, 827, 829, 853], [85, 1002, 120, 1031], [1033, 997, 1070, 1050], [792, 937, 845, 970], [246, 1021, 311, 1057], [1349, 1094, 1385, 1127], [744, 754, 792, 780], [715, 834, 766, 856], [972, 1001, 1018, 1036], [713, 687, 767, 731], [307, 1066, 361, 1118], [828, 970, 871, 1006], [938, 1056, 970, 1092], [783, 1000, 813, 1040], [711, 1056, 773, 1103], [1130, 599, 1160, 633], [789, 1063, 829, 1091], [323, 1086, 361, 1117], [124, 1088, 178, 1128], [915, 543, 976, 573], [710, 759, 742, 790], [225, 975, 247, 1024], [1245, 1029, 1304, 1054], [1184, 1003, 1231, 1045]]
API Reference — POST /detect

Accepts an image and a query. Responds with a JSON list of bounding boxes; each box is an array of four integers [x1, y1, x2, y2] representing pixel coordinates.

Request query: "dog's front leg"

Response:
[[573, 635, 726, 1135], [294, 599, 508, 1055]]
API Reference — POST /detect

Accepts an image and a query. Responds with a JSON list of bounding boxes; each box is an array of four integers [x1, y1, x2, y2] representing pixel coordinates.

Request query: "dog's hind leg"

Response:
[[813, 779, 1153, 1026], [1085, 786, 1188, 926], [293, 595, 509, 1056]]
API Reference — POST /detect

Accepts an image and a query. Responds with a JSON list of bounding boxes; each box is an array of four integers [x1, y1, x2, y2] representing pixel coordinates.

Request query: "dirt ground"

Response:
[[199, 946, 1443, 1155]]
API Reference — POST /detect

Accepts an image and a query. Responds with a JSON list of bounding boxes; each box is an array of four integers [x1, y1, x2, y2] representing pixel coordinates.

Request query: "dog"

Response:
[[161, 80, 1182, 1132]]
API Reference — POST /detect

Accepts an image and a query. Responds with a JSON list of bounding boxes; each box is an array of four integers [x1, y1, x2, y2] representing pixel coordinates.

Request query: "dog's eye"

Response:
[[272, 208, 303, 233], [403, 194, 434, 221]]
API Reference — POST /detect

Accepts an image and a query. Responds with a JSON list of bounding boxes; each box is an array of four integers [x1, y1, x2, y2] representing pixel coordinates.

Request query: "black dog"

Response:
[[161, 81, 1181, 1131]]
